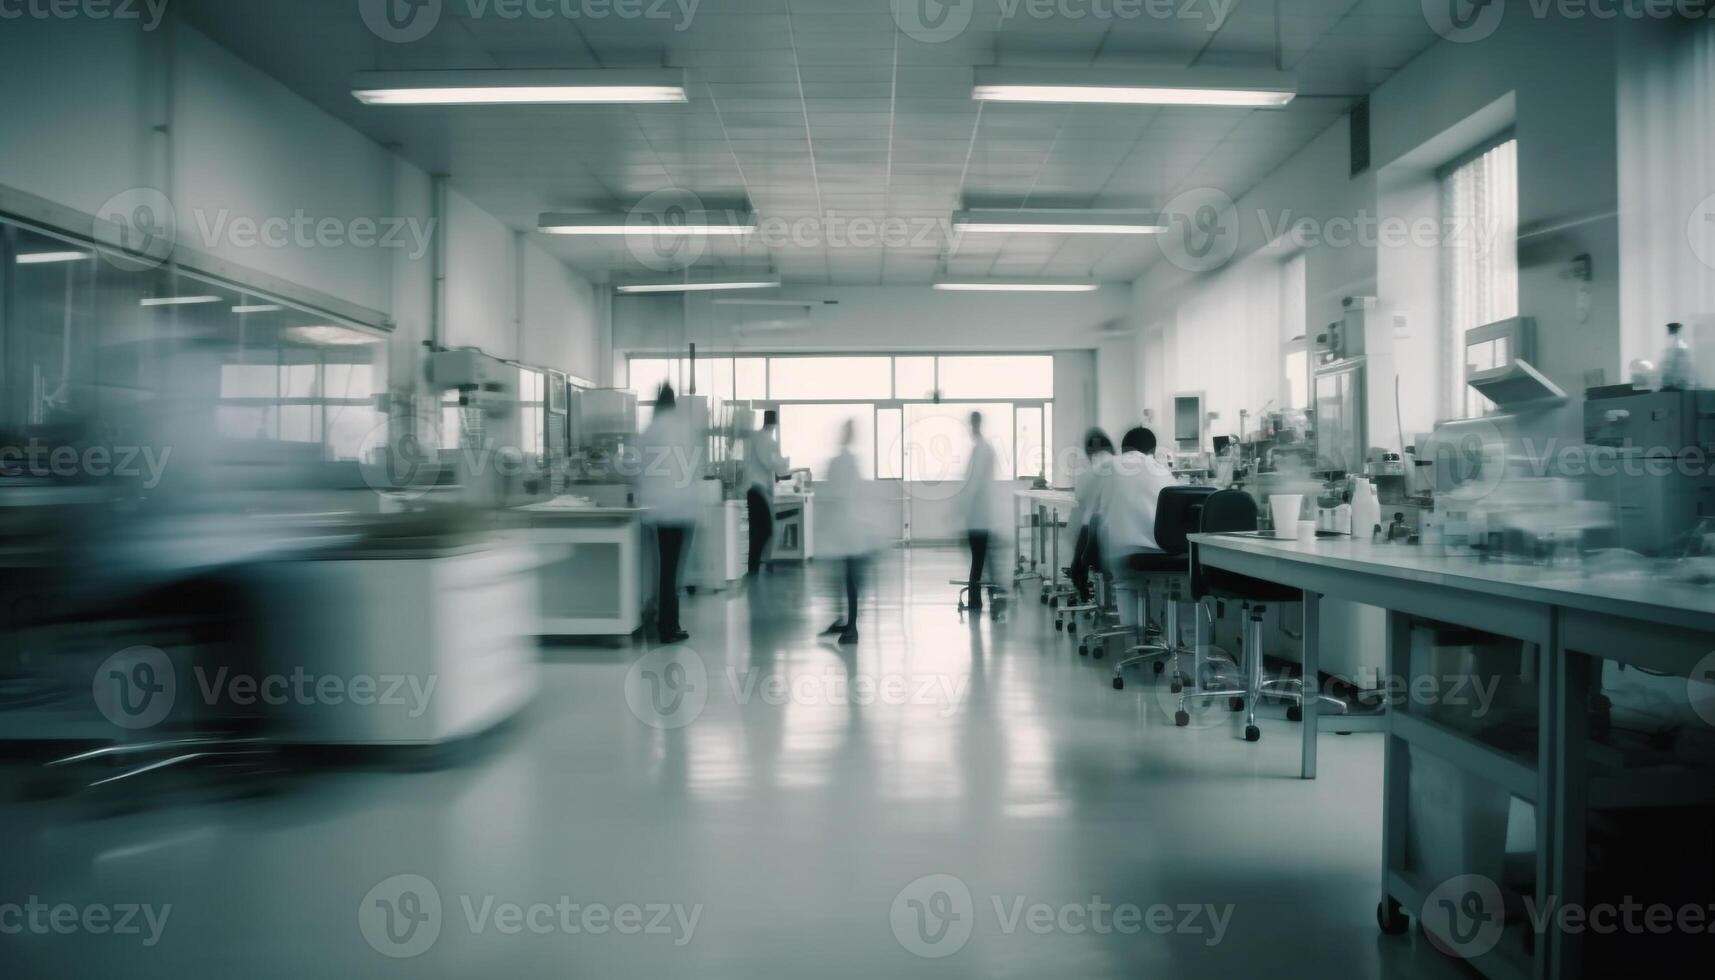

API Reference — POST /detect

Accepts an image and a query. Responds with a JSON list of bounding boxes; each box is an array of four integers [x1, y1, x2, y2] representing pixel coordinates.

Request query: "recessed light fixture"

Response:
[[353, 69, 688, 106], [287, 325, 380, 346], [539, 212, 755, 236], [933, 278, 1101, 293], [952, 211, 1167, 235], [16, 250, 92, 265], [232, 304, 283, 314], [615, 274, 782, 294], [140, 295, 222, 307], [972, 67, 1296, 107]]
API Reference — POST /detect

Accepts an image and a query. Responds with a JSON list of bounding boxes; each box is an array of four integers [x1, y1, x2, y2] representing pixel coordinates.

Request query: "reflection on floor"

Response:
[[1, 547, 1470, 979]]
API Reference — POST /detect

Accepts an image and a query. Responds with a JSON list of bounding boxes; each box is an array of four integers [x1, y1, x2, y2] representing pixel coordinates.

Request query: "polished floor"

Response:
[[1, 548, 1470, 979]]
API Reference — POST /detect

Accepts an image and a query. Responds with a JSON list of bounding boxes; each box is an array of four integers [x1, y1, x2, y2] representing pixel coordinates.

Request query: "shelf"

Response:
[[1391, 712, 1538, 803]]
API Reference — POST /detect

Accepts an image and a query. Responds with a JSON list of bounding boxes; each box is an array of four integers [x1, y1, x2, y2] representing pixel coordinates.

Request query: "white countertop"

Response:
[[1190, 531, 1715, 632]]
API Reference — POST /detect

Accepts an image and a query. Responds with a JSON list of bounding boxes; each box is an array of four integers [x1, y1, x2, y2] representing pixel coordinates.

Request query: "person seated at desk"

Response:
[[1102, 426, 1182, 560], [1069, 428, 1115, 600]]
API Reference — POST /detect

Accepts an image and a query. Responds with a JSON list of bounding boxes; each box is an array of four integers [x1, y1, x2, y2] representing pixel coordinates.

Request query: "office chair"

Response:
[[1175, 489, 1346, 741], [1110, 486, 1218, 691]]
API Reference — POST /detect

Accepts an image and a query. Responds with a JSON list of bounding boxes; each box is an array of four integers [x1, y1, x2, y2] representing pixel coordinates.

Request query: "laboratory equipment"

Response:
[[569, 387, 638, 482], [1583, 385, 1715, 554], [1313, 356, 1367, 476], [1659, 322, 1695, 390]]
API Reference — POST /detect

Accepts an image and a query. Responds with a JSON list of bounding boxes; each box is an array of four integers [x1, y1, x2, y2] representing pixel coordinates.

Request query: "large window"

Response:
[[626, 353, 1055, 481], [1441, 137, 1519, 418]]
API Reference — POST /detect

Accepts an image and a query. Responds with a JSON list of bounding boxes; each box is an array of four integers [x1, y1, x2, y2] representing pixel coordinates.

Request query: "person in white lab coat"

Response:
[[1069, 428, 1116, 600], [635, 383, 702, 643], [743, 410, 790, 577], [1101, 426, 1181, 561], [818, 418, 888, 644], [959, 411, 1002, 611]]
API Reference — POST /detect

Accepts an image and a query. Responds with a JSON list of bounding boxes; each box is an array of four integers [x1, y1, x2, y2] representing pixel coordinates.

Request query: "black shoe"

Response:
[[662, 629, 690, 644], [837, 627, 859, 645], [821, 621, 847, 636]]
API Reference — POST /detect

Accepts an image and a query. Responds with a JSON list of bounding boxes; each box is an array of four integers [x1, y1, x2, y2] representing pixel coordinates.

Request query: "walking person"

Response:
[[636, 383, 701, 644], [959, 411, 1001, 613], [818, 419, 887, 645], [743, 410, 789, 577]]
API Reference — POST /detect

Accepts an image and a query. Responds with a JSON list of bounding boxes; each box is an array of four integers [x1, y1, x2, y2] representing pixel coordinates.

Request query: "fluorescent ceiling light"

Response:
[[353, 69, 687, 106], [539, 212, 754, 236], [16, 250, 92, 264], [972, 67, 1296, 107], [287, 325, 380, 346], [953, 211, 1166, 235], [934, 279, 1100, 293], [140, 295, 221, 307], [615, 274, 781, 294], [232, 304, 283, 314]]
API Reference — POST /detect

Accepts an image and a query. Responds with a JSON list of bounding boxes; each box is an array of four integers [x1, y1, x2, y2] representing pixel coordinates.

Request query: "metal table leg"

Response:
[[1301, 589, 1320, 779]]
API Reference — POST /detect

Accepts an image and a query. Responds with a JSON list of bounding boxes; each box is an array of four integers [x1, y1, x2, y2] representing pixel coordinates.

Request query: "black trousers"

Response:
[[655, 524, 693, 635], [745, 488, 773, 575], [1070, 525, 1101, 597], [967, 530, 991, 607], [843, 556, 865, 627]]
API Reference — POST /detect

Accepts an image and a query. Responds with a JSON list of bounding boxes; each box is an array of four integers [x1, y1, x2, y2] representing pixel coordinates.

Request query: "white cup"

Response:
[[1297, 520, 1318, 544], [1268, 494, 1303, 537]]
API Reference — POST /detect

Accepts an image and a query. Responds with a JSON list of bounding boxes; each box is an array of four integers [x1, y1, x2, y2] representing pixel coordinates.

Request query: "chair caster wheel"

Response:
[[1040, 594, 1049, 605], [1377, 899, 1409, 935], [1077, 644, 1088, 657], [1054, 621, 1063, 632], [1067, 627, 1077, 638], [1170, 682, 1183, 694], [1152, 661, 1165, 675], [1112, 677, 1124, 691], [1093, 649, 1104, 660], [1049, 598, 1059, 610], [1286, 705, 1303, 722], [1228, 697, 1245, 712], [1244, 725, 1261, 742], [1174, 710, 1191, 727]]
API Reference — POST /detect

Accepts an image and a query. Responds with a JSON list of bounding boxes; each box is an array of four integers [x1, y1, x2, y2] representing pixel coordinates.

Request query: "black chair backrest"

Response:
[[1153, 485, 1219, 554], [1191, 488, 1261, 598]]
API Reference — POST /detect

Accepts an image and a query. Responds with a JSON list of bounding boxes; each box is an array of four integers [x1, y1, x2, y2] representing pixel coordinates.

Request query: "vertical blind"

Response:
[[1440, 138, 1520, 418]]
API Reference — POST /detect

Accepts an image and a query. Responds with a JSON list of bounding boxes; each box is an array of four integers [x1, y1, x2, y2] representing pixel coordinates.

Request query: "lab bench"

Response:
[[1013, 488, 1077, 591], [1187, 532, 1715, 980]]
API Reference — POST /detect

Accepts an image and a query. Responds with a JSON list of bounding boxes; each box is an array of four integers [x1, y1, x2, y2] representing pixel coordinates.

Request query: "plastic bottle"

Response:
[[1350, 478, 1381, 542], [1660, 322, 1695, 390]]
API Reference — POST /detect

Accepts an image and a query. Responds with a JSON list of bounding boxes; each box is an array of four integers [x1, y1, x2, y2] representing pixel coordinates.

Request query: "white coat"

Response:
[[635, 407, 703, 526], [1101, 450, 1181, 557], [743, 427, 789, 498], [959, 435, 1003, 533], [818, 449, 890, 558]]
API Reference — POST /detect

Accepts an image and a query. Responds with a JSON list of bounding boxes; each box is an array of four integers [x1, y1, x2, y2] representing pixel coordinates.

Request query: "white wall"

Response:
[[1131, 16, 1623, 450], [0, 16, 608, 395]]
